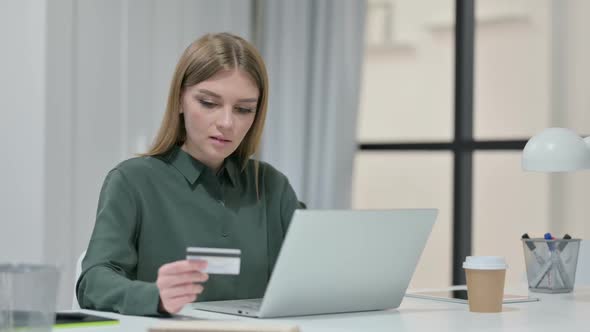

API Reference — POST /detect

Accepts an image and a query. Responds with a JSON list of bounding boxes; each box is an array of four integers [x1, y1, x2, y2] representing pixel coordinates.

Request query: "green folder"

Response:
[[54, 312, 119, 329]]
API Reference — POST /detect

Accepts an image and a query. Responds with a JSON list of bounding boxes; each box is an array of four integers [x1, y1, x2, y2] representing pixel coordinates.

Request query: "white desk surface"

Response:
[[58, 286, 590, 332]]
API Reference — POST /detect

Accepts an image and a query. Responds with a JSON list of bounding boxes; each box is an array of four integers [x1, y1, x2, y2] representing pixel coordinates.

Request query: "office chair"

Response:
[[71, 250, 86, 309]]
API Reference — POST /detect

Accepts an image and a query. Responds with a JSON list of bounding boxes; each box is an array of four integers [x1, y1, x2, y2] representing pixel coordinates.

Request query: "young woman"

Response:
[[76, 33, 303, 316]]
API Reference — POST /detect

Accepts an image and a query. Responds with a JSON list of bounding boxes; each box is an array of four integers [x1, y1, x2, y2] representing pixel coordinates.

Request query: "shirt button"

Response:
[[222, 232, 229, 237]]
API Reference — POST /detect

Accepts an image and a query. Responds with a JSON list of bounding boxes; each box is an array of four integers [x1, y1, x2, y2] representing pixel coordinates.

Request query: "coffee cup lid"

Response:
[[462, 256, 507, 270]]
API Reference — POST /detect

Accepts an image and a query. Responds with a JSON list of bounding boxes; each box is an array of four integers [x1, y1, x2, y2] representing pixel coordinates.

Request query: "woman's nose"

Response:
[[216, 106, 234, 129]]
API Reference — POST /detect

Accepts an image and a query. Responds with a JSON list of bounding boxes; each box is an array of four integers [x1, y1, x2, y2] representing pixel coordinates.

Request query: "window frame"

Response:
[[357, 0, 528, 285]]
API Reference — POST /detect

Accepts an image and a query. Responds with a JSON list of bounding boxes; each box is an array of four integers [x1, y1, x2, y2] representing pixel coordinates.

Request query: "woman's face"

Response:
[[180, 69, 259, 171]]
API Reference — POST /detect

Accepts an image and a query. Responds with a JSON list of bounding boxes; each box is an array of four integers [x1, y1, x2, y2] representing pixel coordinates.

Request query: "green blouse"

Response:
[[76, 146, 302, 315]]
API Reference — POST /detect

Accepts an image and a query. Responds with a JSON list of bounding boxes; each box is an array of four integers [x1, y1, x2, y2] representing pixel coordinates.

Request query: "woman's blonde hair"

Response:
[[144, 32, 269, 178]]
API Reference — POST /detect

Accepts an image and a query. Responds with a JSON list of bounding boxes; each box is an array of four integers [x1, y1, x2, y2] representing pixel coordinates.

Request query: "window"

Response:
[[355, 0, 590, 287]]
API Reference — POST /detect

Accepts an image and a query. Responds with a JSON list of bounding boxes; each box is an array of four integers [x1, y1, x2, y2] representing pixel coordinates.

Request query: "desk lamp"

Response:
[[521, 128, 589, 290], [522, 128, 590, 172]]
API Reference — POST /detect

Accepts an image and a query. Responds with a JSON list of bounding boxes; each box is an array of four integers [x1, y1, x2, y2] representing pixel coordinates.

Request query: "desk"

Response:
[[58, 286, 590, 332]]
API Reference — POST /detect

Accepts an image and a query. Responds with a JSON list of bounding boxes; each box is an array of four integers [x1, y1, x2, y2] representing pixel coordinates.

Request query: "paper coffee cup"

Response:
[[463, 256, 507, 313]]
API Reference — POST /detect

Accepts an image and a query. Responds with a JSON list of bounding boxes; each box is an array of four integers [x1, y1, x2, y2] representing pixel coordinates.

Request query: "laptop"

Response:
[[192, 209, 437, 318]]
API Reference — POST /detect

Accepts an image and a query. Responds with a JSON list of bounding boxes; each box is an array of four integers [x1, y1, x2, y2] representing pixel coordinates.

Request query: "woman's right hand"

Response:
[[156, 259, 209, 314]]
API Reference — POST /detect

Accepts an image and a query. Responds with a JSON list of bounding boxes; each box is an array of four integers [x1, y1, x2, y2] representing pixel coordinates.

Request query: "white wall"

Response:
[[0, 0, 47, 264], [2, 0, 252, 309]]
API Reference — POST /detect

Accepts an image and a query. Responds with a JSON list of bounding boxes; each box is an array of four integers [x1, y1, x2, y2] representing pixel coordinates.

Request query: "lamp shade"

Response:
[[522, 128, 590, 172]]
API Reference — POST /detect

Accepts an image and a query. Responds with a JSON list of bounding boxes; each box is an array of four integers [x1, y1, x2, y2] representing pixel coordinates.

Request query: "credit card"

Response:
[[186, 247, 241, 275]]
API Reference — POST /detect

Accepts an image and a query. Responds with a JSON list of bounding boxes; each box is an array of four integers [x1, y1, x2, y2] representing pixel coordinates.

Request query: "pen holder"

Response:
[[522, 238, 581, 293]]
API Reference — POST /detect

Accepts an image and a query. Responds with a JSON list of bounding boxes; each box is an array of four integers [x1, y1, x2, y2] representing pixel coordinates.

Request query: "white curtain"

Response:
[[257, 0, 367, 208], [43, 0, 253, 309]]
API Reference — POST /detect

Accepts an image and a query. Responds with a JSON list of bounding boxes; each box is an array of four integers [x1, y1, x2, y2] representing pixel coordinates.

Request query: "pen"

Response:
[[522, 233, 551, 288], [543, 233, 557, 287], [558, 234, 572, 251], [532, 259, 553, 288], [555, 234, 573, 288], [522, 233, 545, 264], [544, 232, 556, 251], [543, 232, 571, 289], [522, 233, 535, 250]]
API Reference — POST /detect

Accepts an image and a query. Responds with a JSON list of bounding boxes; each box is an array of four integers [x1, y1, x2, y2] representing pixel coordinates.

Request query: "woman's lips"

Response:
[[210, 136, 231, 146]]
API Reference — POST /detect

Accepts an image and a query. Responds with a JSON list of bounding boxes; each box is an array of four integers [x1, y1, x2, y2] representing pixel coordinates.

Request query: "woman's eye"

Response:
[[198, 100, 217, 108], [236, 107, 255, 114]]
